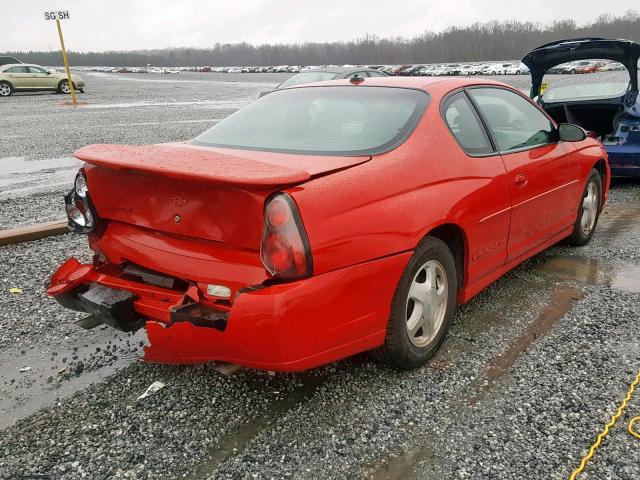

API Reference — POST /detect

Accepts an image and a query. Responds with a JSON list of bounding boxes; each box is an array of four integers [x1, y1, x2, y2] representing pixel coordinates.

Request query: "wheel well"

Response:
[[593, 159, 607, 207], [426, 224, 466, 288], [593, 159, 606, 183]]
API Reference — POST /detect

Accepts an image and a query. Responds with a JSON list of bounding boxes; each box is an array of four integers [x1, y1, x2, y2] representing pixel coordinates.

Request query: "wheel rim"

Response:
[[580, 180, 599, 235], [0, 84, 10, 96], [405, 260, 448, 348], [61, 81, 70, 93]]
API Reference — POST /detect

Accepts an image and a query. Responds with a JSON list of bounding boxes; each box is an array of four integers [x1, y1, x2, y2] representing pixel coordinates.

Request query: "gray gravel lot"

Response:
[[0, 72, 639, 479]]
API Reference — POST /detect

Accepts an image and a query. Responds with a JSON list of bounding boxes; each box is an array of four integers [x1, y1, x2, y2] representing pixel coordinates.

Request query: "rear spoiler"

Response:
[[76, 143, 311, 188]]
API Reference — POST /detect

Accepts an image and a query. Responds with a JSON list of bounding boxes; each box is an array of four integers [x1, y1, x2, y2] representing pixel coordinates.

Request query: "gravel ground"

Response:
[[1, 73, 639, 479]]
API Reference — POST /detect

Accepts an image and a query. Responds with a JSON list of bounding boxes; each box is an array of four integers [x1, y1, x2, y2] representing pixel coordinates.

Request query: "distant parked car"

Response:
[[0, 63, 85, 97], [484, 63, 513, 75], [505, 62, 530, 75], [259, 67, 388, 97], [576, 61, 606, 74], [458, 65, 474, 76], [598, 62, 625, 72]]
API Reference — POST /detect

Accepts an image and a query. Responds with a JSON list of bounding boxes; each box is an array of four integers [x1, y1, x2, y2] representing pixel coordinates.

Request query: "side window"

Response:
[[367, 71, 386, 77], [28, 66, 47, 74], [8, 66, 29, 73], [468, 87, 554, 151], [442, 92, 493, 155]]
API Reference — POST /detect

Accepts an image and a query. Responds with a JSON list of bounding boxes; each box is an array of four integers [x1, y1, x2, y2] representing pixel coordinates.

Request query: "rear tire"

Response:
[[371, 237, 457, 369], [568, 169, 602, 246], [0, 81, 12, 97]]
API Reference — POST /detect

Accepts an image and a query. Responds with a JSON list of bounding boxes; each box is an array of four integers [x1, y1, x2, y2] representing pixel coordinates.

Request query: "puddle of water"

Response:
[[372, 446, 436, 480], [183, 372, 326, 480], [535, 255, 640, 294], [0, 329, 147, 429], [0, 156, 79, 176], [0, 156, 79, 200]]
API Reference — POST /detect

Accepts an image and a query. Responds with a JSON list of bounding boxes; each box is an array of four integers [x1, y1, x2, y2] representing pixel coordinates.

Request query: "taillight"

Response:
[[65, 169, 97, 234], [260, 193, 312, 280]]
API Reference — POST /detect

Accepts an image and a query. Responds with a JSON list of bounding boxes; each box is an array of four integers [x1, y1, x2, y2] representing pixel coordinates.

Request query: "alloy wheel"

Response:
[[60, 81, 71, 94], [405, 260, 448, 348], [580, 180, 599, 235], [0, 84, 11, 96]]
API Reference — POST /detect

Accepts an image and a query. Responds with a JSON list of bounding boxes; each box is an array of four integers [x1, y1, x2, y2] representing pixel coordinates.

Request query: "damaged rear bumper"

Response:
[[48, 258, 230, 332], [48, 252, 411, 371]]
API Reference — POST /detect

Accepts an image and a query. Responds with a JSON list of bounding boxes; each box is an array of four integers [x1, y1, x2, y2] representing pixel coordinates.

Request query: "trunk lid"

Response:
[[522, 37, 640, 98], [78, 142, 369, 249]]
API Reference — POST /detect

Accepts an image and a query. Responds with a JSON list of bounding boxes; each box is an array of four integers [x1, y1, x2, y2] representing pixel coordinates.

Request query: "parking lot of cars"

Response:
[[58, 57, 629, 77], [1, 64, 640, 479]]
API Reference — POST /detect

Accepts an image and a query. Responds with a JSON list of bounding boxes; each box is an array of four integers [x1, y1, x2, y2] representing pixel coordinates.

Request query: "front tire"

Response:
[[371, 237, 457, 369], [0, 81, 12, 97], [568, 169, 602, 246], [57, 80, 71, 94]]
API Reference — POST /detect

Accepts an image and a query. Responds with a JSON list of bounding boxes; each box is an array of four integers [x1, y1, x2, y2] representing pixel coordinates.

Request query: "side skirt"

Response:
[[458, 225, 573, 304]]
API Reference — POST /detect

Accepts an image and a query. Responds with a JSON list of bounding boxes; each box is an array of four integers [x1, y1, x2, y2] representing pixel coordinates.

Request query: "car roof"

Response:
[[282, 76, 509, 93], [1, 63, 42, 68]]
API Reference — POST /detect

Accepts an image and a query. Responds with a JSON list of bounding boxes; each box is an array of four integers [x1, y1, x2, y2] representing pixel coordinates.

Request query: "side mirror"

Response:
[[558, 123, 587, 142]]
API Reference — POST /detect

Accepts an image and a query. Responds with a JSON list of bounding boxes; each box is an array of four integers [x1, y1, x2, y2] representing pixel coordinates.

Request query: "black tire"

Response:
[[57, 79, 71, 94], [371, 237, 457, 369], [568, 169, 603, 246], [0, 81, 13, 97]]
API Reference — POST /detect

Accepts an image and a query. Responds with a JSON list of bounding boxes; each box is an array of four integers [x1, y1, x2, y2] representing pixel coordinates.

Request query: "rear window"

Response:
[[278, 72, 337, 89], [542, 67, 631, 102], [193, 86, 429, 156]]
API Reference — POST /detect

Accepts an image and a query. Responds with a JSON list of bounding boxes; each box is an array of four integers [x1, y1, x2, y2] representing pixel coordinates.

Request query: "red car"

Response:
[[48, 77, 609, 371]]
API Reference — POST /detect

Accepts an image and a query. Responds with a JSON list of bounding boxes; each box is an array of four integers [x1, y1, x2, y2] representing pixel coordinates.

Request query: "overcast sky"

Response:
[[2, 0, 638, 52]]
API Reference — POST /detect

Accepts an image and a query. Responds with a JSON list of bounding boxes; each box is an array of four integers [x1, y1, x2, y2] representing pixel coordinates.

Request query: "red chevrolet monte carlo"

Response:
[[48, 77, 609, 371]]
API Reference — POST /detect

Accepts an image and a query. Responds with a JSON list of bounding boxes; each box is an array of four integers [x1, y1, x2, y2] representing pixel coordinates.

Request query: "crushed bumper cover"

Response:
[[48, 252, 411, 371]]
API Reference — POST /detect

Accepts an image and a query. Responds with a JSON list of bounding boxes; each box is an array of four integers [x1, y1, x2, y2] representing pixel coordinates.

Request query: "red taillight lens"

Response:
[[260, 194, 312, 280]]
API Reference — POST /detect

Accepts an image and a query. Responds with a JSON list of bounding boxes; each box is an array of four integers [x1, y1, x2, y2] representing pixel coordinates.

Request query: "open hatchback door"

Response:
[[523, 37, 640, 176]]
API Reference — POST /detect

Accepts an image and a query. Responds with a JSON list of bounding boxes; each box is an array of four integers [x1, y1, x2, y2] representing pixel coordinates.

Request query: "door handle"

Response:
[[514, 174, 528, 188]]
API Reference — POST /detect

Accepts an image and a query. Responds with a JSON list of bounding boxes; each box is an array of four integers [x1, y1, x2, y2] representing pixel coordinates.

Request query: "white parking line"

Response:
[[80, 99, 248, 109]]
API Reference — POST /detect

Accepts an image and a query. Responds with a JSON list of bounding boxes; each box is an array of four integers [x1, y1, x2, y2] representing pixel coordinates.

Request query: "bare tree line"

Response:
[[4, 11, 640, 67]]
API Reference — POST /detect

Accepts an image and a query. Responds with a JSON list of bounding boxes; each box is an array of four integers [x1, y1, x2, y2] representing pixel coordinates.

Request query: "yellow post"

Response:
[[55, 18, 77, 105]]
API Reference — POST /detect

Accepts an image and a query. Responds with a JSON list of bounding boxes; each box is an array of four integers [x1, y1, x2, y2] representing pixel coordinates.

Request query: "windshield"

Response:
[[542, 64, 631, 102], [192, 86, 429, 155], [278, 72, 338, 89]]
